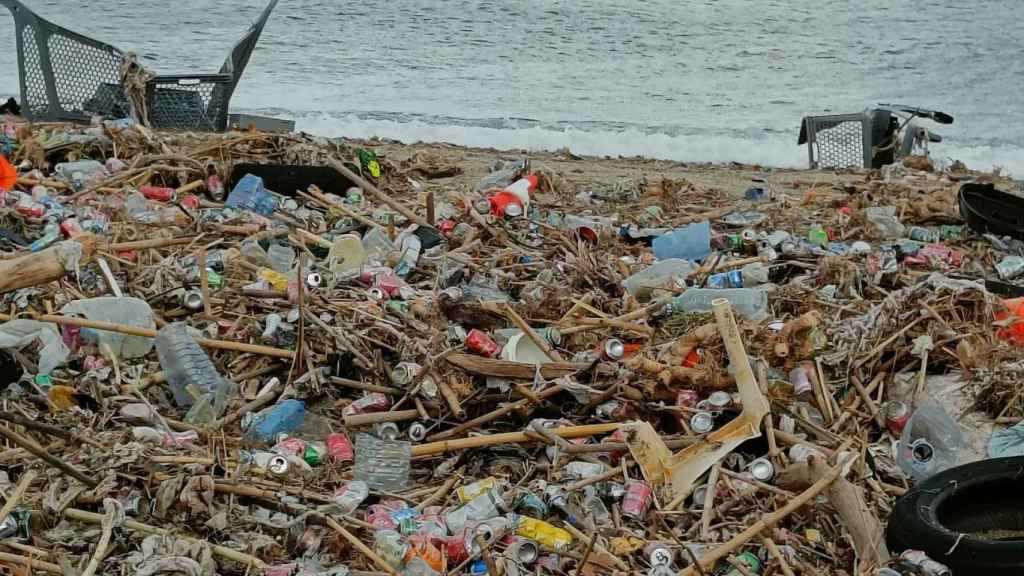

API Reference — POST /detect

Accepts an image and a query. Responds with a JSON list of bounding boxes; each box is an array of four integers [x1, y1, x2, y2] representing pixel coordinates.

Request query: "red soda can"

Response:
[[682, 348, 703, 368], [445, 530, 471, 564], [621, 479, 653, 519], [376, 269, 401, 296], [60, 218, 84, 238], [140, 185, 176, 202], [274, 436, 308, 456], [465, 329, 500, 358], [884, 401, 911, 435], [264, 564, 297, 576], [343, 392, 391, 416], [326, 433, 354, 463], [439, 219, 457, 234], [676, 389, 699, 409], [179, 195, 200, 209], [15, 201, 45, 218]]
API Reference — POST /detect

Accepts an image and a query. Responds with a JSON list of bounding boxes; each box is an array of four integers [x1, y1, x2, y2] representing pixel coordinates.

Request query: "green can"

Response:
[[12, 507, 31, 539], [206, 270, 224, 289], [514, 490, 549, 518], [34, 373, 53, 391], [303, 443, 324, 467], [727, 234, 744, 251], [721, 551, 762, 576]]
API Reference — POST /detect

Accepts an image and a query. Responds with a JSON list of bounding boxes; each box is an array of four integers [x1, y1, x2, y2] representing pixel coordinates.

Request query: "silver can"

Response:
[[368, 287, 386, 301], [749, 458, 775, 482], [690, 411, 715, 434], [408, 422, 427, 442], [707, 390, 732, 411], [306, 272, 323, 288], [182, 289, 204, 311], [391, 362, 421, 386], [647, 544, 673, 567], [374, 422, 400, 441], [0, 515, 17, 538], [602, 339, 625, 360], [507, 537, 539, 565], [268, 455, 290, 476]]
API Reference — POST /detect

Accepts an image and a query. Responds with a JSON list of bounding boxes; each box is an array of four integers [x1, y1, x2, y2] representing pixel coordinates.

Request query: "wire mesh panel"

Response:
[[148, 75, 232, 131], [805, 114, 870, 169], [19, 23, 48, 118], [47, 33, 122, 116]]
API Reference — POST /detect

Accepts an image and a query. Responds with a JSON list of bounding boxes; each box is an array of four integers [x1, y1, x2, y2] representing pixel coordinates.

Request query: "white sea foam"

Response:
[[295, 113, 1023, 176]]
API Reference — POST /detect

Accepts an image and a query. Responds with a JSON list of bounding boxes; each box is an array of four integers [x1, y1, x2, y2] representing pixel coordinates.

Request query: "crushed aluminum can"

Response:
[[391, 362, 421, 386], [374, 421, 400, 441], [707, 390, 733, 411], [690, 411, 715, 434], [120, 491, 147, 516], [268, 455, 290, 476], [0, 514, 17, 538], [600, 338, 625, 360], [305, 272, 322, 288], [507, 536, 539, 565], [465, 329, 500, 358], [899, 549, 952, 576], [691, 484, 709, 508], [182, 289, 204, 311], [408, 422, 427, 442], [676, 389, 699, 408], [368, 287, 387, 301], [884, 400, 911, 436], [646, 543, 673, 567], [326, 432, 355, 463], [749, 458, 775, 482], [621, 479, 653, 519], [343, 392, 391, 416]]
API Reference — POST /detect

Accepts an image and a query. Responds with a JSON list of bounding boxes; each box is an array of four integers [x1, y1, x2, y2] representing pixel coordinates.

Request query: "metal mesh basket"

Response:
[[802, 113, 871, 169], [1, 0, 277, 132]]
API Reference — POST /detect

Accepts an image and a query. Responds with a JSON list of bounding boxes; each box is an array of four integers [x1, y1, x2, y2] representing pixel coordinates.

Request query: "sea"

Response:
[[2, 0, 1022, 174]]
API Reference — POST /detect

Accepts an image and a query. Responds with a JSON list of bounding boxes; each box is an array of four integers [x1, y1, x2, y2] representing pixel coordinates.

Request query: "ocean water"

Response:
[[1, 0, 1022, 173]]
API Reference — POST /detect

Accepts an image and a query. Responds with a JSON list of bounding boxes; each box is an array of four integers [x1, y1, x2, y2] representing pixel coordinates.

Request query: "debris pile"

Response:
[[0, 118, 1021, 576]]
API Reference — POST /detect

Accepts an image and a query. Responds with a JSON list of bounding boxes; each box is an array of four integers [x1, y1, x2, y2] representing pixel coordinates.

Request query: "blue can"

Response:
[[706, 272, 729, 289], [726, 269, 744, 288], [470, 560, 488, 575]]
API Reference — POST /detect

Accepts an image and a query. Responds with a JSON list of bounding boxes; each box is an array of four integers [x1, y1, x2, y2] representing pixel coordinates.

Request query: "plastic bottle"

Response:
[[362, 226, 395, 260], [267, 243, 295, 273], [226, 174, 278, 216], [328, 234, 367, 273], [652, 220, 711, 262], [54, 160, 104, 184], [394, 234, 422, 277], [155, 323, 230, 411], [245, 399, 306, 443], [897, 401, 963, 483], [668, 288, 768, 320], [623, 259, 695, 301]]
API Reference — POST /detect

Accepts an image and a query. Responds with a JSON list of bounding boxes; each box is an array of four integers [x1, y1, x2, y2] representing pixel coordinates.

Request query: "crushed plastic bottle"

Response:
[[155, 323, 230, 421], [245, 399, 306, 443], [354, 433, 411, 490], [226, 174, 278, 216], [623, 259, 695, 301], [897, 401, 964, 482], [668, 288, 769, 321], [267, 243, 296, 273], [652, 220, 711, 262], [865, 206, 906, 239]]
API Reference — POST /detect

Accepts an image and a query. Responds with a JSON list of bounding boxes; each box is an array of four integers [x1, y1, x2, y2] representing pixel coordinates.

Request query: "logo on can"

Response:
[[621, 479, 653, 519], [690, 411, 715, 434]]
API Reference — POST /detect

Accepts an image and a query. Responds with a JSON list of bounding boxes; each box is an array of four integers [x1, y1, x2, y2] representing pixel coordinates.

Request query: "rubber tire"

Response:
[[886, 456, 1024, 574]]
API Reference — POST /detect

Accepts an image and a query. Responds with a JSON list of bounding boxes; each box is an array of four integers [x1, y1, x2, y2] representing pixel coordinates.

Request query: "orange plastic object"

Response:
[[0, 155, 16, 191], [996, 298, 1024, 345]]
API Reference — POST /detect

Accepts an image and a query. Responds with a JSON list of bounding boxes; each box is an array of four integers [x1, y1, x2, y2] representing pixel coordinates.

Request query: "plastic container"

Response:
[[245, 399, 306, 443], [266, 243, 295, 273], [623, 259, 695, 301], [155, 323, 230, 411], [54, 160, 105, 185], [328, 234, 367, 273], [897, 401, 964, 483], [652, 220, 711, 262], [226, 174, 278, 216], [668, 288, 768, 320], [362, 227, 395, 260], [866, 206, 905, 239]]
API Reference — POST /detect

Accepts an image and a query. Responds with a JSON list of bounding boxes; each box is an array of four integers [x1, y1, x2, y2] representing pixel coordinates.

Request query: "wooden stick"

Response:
[[198, 249, 212, 319], [331, 376, 402, 395], [761, 535, 796, 576], [306, 186, 385, 231], [445, 354, 583, 379], [323, 516, 399, 575], [850, 375, 885, 430], [503, 303, 563, 362], [476, 534, 500, 576], [561, 523, 628, 572], [344, 409, 420, 428], [80, 502, 116, 576], [679, 455, 852, 576], [107, 236, 198, 252], [0, 423, 97, 487], [428, 383, 566, 441], [0, 235, 97, 293], [437, 374, 466, 419], [64, 507, 265, 569], [0, 469, 36, 522], [700, 464, 721, 539], [0, 313, 294, 359], [329, 158, 430, 228], [0, 411, 104, 449], [0, 551, 63, 574], [415, 475, 461, 512], [414, 424, 619, 457]]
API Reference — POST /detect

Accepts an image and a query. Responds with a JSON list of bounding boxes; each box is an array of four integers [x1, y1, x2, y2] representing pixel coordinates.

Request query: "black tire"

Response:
[[886, 456, 1024, 574]]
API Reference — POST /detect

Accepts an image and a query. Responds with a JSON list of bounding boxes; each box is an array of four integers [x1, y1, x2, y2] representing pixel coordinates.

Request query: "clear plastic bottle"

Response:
[[266, 243, 295, 273], [623, 259, 695, 301], [897, 401, 963, 483], [155, 323, 229, 411], [668, 288, 768, 320], [394, 234, 422, 277]]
